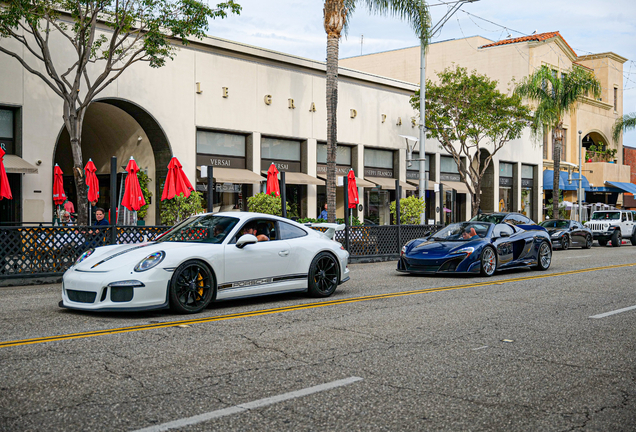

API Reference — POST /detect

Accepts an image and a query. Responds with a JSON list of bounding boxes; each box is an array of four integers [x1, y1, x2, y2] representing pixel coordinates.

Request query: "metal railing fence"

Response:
[[0, 224, 439, 280]]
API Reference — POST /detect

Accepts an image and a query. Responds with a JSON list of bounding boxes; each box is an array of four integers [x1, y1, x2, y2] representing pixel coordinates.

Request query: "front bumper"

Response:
[[60, 266, 171, 311], [592, 232, 614, 241], [397, 254, 480, 274]]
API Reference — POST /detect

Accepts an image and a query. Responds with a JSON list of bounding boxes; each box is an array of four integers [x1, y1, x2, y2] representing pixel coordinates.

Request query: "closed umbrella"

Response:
[[266, 163, 280, 197], [121, 157, 146, 211], [161, 157, 194, 201], [347, 169, 359, 208], [0, 148, 12, 200], [84, 159, 100, 204], [53, 164, 66, 205]]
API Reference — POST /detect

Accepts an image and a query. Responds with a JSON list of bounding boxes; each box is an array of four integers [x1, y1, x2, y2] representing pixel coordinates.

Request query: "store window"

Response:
[[521, 164, 535, 219], [0, 109, 14, 154], [499, 162, 514, 212], [364, 148, 394, 225], [0, 108, 18, 223], [316, 143, 353, 219]]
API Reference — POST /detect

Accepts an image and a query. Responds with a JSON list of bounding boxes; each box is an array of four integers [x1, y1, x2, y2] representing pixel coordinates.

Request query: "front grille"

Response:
[[111, 286, 134, 302], [586, 223, 608, 231], [67, 289, 97, 303]]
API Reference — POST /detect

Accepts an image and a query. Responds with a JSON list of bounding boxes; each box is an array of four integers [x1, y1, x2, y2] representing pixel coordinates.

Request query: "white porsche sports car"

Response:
[[61, 212, 350, 314]]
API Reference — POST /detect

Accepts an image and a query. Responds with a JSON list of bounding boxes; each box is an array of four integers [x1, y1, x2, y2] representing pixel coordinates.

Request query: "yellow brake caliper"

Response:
[[197, 272, 204, 299]]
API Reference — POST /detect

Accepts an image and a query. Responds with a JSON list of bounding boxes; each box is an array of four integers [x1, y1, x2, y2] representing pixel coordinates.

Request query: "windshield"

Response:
[[157, 215, 239, 244], [432, 222, 491, 241], [540, 220, 569, 229], [470, 214, 504, 224], [591, 212, 620, 220]]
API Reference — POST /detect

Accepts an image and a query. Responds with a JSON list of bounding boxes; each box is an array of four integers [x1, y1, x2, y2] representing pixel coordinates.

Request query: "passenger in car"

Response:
[[461, 227, 479, 240]]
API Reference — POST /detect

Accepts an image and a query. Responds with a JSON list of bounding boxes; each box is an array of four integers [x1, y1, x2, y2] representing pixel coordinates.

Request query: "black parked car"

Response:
[[539, 219, 593, 250]]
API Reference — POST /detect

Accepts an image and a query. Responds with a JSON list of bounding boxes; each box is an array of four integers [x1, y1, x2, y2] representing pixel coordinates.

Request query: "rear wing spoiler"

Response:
[[305, 223, 346, 240]]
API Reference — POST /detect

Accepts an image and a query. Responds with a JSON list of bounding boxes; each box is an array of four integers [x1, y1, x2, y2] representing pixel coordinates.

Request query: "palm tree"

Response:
[[515, 65, 601, 219], [613, 112, 636, 143], [323, 0, 429, 222]]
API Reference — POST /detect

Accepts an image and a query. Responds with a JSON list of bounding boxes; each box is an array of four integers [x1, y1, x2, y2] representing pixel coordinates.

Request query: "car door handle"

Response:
[[278, 250, 290, 257]]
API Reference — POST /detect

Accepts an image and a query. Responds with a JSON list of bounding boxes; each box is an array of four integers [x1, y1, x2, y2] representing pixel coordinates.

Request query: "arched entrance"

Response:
[[582, 130, 615, 162], [53, 99, 172, 225]]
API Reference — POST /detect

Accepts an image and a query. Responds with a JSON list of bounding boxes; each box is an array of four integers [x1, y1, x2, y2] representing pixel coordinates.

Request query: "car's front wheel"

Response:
[[308, 252, 339, 297], [480, 247, 497, 277], [169, 260, 215, 314], [631, 230, 636, 246], [583, 234, 593, 249], [534, 241, 552, 271], [611, 230, 622, 247]]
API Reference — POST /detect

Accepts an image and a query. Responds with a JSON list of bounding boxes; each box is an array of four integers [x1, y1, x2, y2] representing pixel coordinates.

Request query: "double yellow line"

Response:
[[2, 262, 635, 349]]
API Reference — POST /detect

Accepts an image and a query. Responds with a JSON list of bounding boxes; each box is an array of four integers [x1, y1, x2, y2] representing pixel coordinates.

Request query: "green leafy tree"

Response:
[[390, 195, 424, 224], [323, 0, 429, 223], [410, 66, 532, 217], [0, 0, 240, 225], [613, 112, 636, 143], [247, 192, 298, 218], [514, 65, 601, 219], [160, 191, 204, 226], [545, 194, 568, 220], [137, 170, 152, 220]]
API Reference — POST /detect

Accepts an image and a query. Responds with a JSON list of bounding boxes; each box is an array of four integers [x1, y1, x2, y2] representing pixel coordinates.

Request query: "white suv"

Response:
[[585, 210, 636, 247]]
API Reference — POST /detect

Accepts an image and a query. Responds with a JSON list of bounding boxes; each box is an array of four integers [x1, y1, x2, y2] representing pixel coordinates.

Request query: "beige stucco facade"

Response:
[[1, 23, 420, 225], [341, 33, 628, 219]]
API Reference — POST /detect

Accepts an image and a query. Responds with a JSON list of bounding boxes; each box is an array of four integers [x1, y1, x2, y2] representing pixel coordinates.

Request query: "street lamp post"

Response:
[[578, 130, 583, 222], [401, 135, 426, 223]]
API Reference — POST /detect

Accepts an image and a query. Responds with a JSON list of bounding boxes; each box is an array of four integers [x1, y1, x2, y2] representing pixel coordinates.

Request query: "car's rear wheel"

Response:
[[583, 234, 593, 249], [611, 230, 622, 247], [598, 239, 607, 247], [169, 260, 215, 314], [631, 231, 636, 246], [562, 234, 570, 250], [534, 241, 552, 271], [308, 252, 339, 297], [480, 247, 497, 277]]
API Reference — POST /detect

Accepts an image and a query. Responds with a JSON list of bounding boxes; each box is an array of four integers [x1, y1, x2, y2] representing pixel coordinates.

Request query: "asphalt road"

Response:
[[1, 243, 635, 431]]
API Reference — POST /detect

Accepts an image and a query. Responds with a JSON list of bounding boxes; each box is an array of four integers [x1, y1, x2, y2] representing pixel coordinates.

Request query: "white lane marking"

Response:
[[472, 346, 489, 351], [132, 376, 363, 432], [560, 255, 591, 259], [589, 305, 636, 319]]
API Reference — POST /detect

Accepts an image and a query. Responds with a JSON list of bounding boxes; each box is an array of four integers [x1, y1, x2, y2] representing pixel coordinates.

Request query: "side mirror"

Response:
[[236, 234, 258, 249], [500, 232, 510, 238]]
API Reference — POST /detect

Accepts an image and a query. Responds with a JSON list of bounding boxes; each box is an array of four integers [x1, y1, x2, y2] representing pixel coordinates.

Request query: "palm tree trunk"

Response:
[[552, 127, 562, 220]]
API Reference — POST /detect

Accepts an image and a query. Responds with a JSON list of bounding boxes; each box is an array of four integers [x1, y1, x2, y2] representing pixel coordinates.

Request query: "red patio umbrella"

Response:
[[347, 169, 359, 209], [161, 157, 194, 201], [121, 157, 146, 211], [84, 159, 99, 204], [53, 164, 66, 205], [0, 148, 12, 200], [266, 163, 280, 197]]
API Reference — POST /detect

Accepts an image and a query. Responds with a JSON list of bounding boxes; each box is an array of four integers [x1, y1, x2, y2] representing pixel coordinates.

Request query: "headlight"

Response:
[[134, 251, 165, 272], [75, 249, 94, 265], [401, 245, 407, 255], [551, 231, 563, 238], [451, 246, 474, 256]]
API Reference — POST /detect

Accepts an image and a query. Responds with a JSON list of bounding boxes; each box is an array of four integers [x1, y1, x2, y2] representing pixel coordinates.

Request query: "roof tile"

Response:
[[479, 31, 576, 57]]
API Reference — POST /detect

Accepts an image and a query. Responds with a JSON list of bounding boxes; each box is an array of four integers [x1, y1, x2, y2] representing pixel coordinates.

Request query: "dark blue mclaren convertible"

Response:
[[397, 221, 552, 276]]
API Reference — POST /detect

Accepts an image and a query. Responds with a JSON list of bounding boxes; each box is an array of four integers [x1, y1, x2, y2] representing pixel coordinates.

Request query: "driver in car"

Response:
[[461, 227, 479, 240], [242, 222, 269, 242]]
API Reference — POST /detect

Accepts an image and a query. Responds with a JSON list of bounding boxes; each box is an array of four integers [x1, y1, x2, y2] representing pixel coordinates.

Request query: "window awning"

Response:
[[605, 181, 636, 195], [317, 175, 375, 188], [570, 173, 590, 190], [399, 181, 416, 191], [406, 180, 435, 191], [365, 176, 398, 190], [262, 171, 324, 186], [543, 170, 579, 191], [198, 167, 265, 183], [442, 181, 470, 194], [3, 155, 38, 174]]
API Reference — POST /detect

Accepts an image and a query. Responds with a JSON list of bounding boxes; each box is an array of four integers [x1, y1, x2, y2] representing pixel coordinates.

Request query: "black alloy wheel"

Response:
[[562, 234, 570, 251], [584, 234, 593, 249], [534, 241, 552, 271], [169, 260, 215, 313], [308, 252, 339, 297], [480, 247, 497, 277], [611, 230, 622, 248], [631, 231, 636, 246]]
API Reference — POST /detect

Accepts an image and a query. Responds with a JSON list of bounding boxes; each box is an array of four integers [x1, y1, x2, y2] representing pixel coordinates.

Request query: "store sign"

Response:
[[196, 154, 246, 169], [499, 177, 513, 187], [261, 159, 301, 172], [0, 139, 13, 154], [440, 173, 460, 182], [364, 168, 393, 178], [521, 179, 533, 188], [317, 164, 351, 175], [215, 183, 241, 193]]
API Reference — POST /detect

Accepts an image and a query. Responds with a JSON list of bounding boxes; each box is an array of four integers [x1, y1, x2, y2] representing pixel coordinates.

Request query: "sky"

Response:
[[207, 0, 636, 147]]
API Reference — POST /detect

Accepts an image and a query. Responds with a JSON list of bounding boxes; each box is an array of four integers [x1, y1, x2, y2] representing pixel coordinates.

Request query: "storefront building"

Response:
[[0, 19, 419, 225]]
